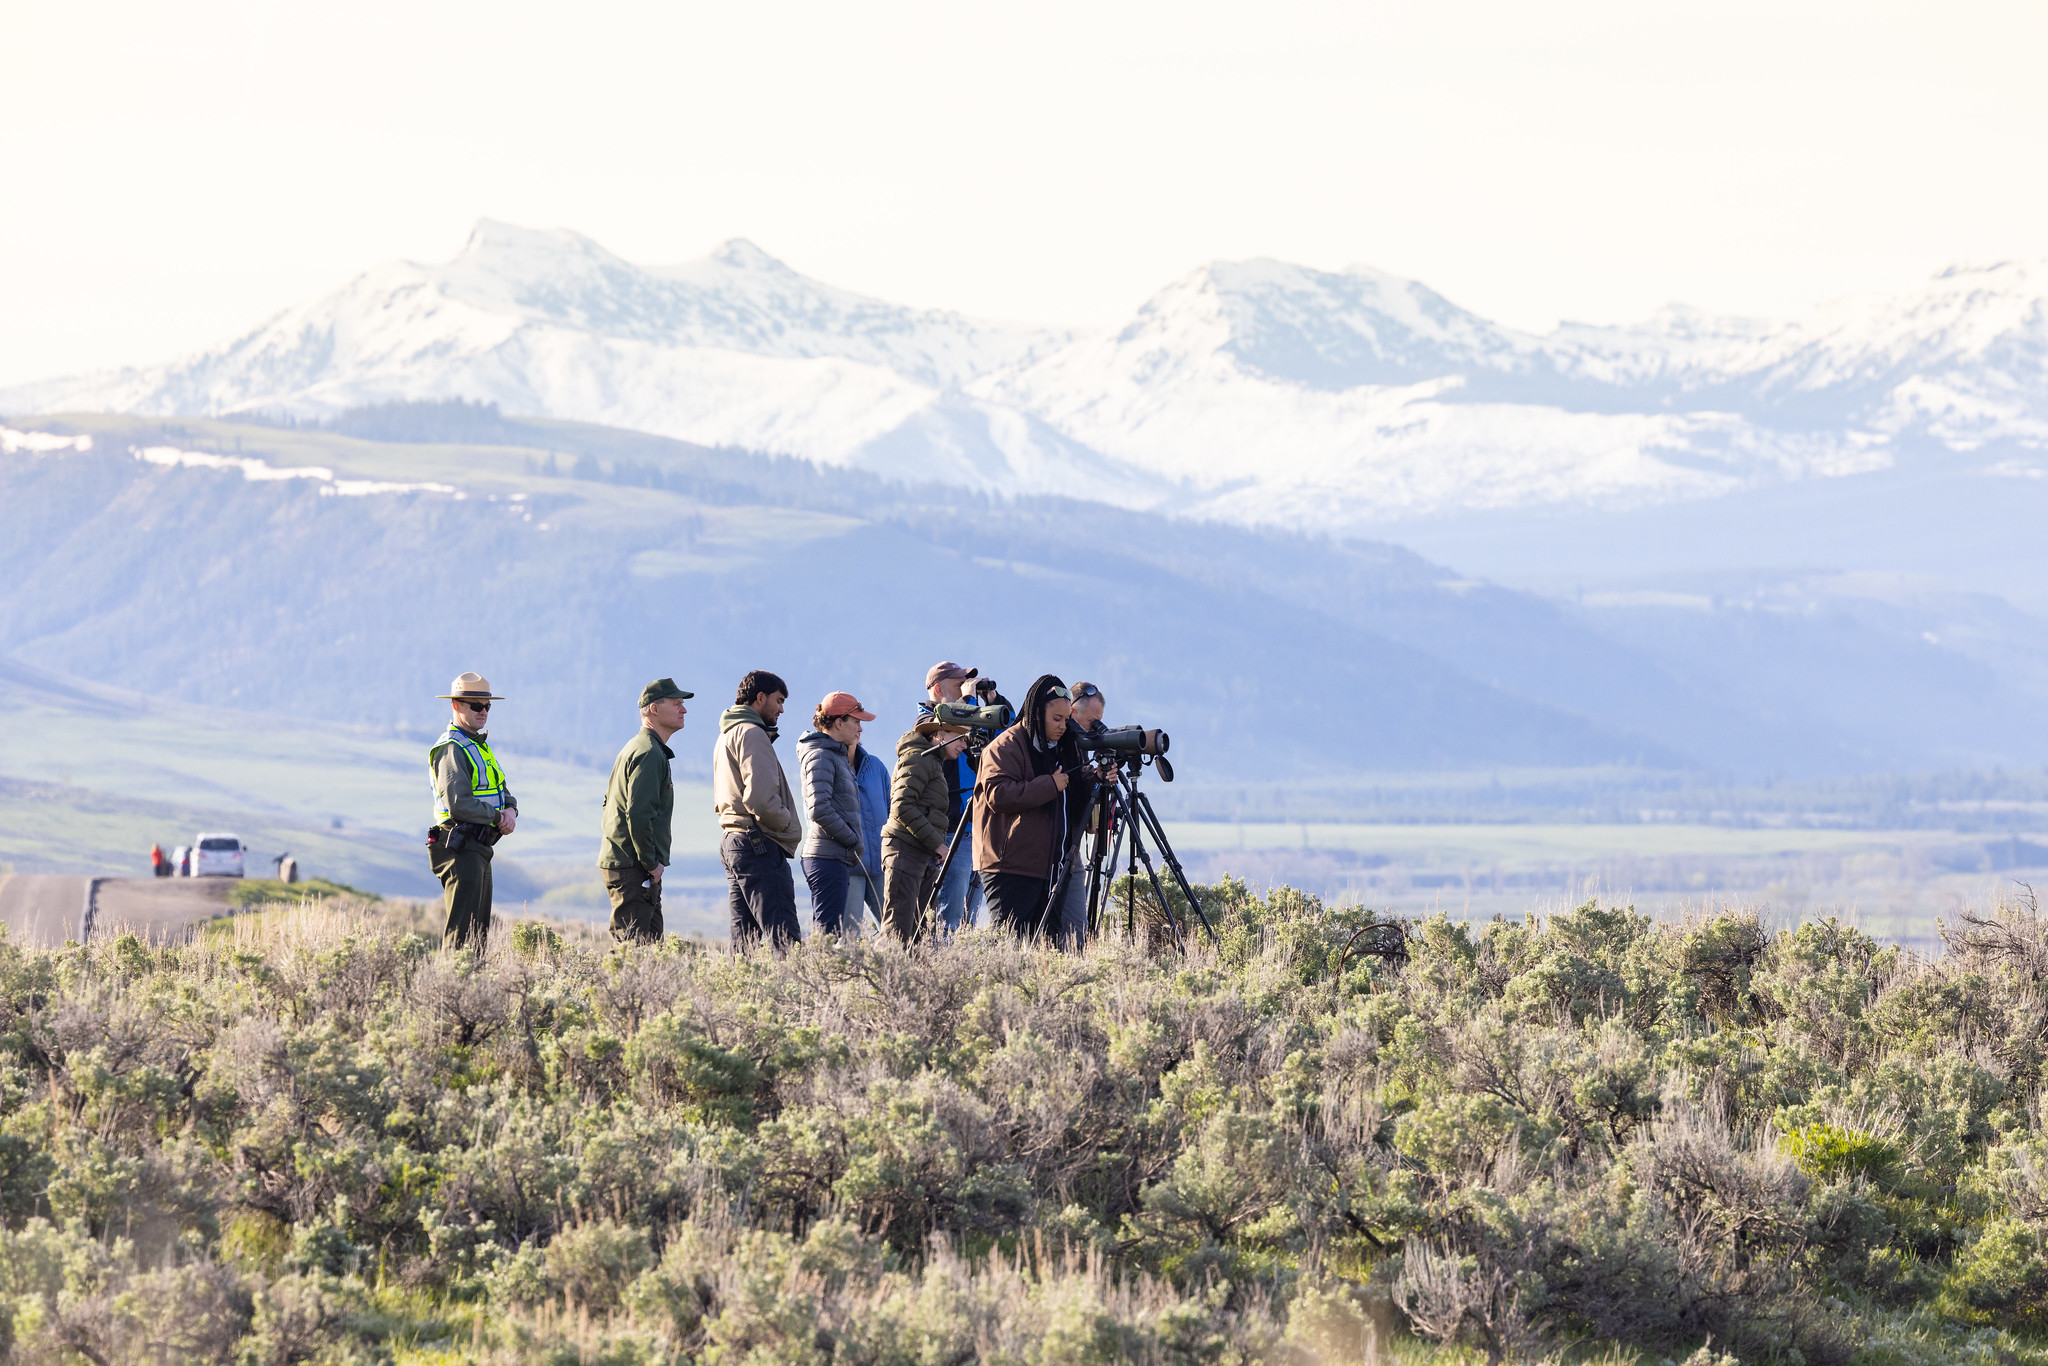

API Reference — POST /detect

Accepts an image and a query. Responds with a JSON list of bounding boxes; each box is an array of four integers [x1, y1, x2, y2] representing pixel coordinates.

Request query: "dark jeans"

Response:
[[801, 856, 853, 936], [429, 837, 493, 949], [604, 867, 664, 944], [982, 871, 1051, 941], [722, 830, 800, 952]]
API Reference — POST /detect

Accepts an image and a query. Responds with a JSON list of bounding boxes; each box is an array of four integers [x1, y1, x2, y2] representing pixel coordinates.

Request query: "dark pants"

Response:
[[604, 867, 664, 944], [983, 871, 1051, 941], [802, 857, 853, 936], [721, 831, 800, 952], [1051, 849, 1089, 951], [429, 837, 493, 949], [881, 831, 941, 943]]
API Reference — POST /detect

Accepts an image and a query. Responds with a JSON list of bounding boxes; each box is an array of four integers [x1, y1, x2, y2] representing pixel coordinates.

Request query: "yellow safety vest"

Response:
[[430, 725, 508, 822]]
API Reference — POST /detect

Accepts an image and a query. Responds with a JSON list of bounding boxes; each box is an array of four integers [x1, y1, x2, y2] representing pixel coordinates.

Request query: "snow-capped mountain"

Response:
[[970, 257, 1900, 523], [2, 222, 1083, 476], [10, 222, 2048, 529]]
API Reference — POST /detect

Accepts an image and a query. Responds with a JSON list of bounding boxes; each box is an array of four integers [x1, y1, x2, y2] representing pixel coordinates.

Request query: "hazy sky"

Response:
[[5, 0, 2047, 386]]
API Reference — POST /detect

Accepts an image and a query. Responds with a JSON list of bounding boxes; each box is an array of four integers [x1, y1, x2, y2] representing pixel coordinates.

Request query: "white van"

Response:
[[191, 832, 247, 878]]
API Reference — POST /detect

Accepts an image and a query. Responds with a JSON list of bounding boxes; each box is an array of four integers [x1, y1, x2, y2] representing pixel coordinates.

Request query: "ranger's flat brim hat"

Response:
[[915, 717, 971, 739], [640, 677, 695, 707], [438, 671, 505, 700]]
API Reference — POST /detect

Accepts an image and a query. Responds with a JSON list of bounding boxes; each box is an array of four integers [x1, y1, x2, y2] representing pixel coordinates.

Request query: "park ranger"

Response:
[[428, 671, 518, 949], [599, 677, 693, 943]]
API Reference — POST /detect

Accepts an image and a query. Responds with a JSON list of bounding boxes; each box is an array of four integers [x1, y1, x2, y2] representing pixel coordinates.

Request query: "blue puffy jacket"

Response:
[[852, 742, 890, 878]]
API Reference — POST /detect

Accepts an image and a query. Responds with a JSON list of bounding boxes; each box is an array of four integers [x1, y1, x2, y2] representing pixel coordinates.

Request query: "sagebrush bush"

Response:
[[7, 886, 2048, 1362]]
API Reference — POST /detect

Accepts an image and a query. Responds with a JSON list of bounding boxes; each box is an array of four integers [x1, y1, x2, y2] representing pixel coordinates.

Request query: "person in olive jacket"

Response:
[[880, 716, 971, 942], [972, 674, 1097, 939], [598, 678, 692, 943]]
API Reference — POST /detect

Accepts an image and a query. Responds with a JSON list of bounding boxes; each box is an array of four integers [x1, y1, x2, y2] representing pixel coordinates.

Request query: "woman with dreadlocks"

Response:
[[970, 673, 1100, 939]]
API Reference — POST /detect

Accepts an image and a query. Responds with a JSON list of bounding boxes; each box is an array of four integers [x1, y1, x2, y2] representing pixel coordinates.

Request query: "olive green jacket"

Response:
[[599, 727, 675, 871], [883, 727, 952, 855]]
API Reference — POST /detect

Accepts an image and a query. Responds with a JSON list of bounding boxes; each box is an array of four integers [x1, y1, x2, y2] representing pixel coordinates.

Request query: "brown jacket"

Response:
[[713, 707, 802, 855], [972, 725, 1093, 879]]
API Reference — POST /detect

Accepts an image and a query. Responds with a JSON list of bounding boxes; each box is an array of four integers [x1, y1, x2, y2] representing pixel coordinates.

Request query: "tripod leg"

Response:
[[1126, 799, 1140, 940], [1130, 790, 1217, 944], [1095, 801, 1128, 940], [1113, 782, 1188, 953], [1083, 820, 1111, 942], [1127, 830, 1188, 953], [922, 815, 969, 940], [1084, 788, 1120, 944]]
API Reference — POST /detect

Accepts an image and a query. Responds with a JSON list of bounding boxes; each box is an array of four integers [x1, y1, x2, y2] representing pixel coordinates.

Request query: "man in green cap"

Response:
[[599, 677, 693, 943]]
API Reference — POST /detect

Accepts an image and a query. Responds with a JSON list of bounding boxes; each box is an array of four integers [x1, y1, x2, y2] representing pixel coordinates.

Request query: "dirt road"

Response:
[[0, 875, 91, 945], [95, 878, 236, 943], [0, 875, 235, 947]]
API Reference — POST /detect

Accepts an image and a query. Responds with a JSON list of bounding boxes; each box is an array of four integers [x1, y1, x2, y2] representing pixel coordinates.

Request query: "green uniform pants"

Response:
[[604, 867, 664, 944], [430, 837, 493, 949], [881, 830, 941, 943]]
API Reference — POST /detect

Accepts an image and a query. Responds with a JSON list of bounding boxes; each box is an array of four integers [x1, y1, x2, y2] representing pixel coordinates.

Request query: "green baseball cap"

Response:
[[639, 678, 694, 707]]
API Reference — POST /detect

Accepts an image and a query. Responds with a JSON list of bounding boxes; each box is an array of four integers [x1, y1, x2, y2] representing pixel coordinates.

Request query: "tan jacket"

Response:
[[713, 707, 802, 855]]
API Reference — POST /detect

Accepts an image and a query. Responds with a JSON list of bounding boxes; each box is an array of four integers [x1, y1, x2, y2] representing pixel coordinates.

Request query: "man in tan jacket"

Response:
[[714, 669, 803, 950]]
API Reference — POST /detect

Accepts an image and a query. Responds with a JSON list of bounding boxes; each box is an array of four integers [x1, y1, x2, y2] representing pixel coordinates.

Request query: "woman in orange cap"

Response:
[[797, 690, 879, 938]]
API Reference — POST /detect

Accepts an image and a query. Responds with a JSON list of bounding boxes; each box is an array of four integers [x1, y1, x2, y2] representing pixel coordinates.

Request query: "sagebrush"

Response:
[[4, 883, 2048, 1363]]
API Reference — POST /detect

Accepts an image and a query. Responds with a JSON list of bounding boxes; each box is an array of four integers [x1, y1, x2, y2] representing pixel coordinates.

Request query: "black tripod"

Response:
[[1073, 757, 1215, 950]]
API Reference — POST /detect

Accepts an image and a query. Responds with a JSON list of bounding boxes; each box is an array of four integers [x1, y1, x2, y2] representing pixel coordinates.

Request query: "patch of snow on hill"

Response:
[[0, 428, 92, 454], [130, 445, 457, 497]]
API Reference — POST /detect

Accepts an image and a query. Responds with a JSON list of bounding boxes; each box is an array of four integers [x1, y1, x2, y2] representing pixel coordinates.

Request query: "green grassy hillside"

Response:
[[5, 883, 2048, 1363], [0, 657, 728, 924], [8, 650, 2040, 943]]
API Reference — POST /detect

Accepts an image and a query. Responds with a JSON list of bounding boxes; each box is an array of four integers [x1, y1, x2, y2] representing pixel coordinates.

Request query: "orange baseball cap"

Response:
[[820, 691, 876, 721]]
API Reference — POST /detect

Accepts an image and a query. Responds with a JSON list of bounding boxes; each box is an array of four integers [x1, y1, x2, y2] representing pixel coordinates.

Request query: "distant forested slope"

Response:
[[4, 407, 2047, 781]]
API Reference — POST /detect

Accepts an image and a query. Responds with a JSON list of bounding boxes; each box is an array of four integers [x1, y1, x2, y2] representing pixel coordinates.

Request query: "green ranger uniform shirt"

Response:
[[599, 727, 675, 871], [429, 724, 517, 825]]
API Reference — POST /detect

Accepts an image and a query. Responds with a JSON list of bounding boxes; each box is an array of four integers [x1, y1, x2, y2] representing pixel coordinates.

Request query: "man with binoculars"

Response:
[[1050, 681, 1107, 946]]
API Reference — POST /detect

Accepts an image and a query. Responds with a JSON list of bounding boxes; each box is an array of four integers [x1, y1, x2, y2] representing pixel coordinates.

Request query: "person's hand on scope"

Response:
[[1051, 769, 1070, 792]]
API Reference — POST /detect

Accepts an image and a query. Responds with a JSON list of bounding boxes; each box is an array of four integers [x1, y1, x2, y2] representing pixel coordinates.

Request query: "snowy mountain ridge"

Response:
[[9, 222, 2048, 529]]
